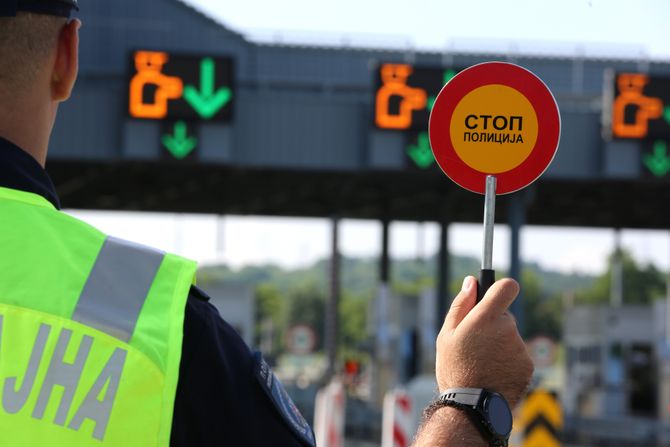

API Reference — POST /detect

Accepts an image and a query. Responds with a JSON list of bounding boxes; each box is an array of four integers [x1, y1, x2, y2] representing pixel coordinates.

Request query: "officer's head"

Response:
[[0, 0, 80, 102]]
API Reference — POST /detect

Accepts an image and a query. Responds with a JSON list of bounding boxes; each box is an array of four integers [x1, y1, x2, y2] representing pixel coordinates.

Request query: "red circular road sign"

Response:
[[429, 62, 560, 194], [527, 335, 557, 369], [286, 325, 317, 355]]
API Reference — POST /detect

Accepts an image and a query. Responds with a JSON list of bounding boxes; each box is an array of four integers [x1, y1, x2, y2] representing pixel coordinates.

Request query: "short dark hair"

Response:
[[0, 12, 66, 94]]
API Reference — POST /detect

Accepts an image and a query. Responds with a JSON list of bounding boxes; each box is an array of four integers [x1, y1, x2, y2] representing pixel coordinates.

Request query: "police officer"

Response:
[[0, 1, 314, 445], [1, 1, 533, 446]]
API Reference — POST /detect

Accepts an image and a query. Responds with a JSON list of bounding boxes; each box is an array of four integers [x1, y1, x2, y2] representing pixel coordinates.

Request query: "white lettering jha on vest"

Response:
[[0, 316, 127, 441]]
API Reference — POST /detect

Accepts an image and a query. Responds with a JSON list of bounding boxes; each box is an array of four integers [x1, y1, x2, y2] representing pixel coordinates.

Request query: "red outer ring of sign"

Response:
[[429, 62, 561, 195]]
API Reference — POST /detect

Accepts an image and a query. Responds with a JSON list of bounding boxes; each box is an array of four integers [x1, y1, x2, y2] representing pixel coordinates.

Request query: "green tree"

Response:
[[576, 250, 666, 305], [255, 284, 284, 321], [521, 270, 562, 340], [287, 283, 326, 351], [254, 283, 286, 354], [338, 292, 367, 350]]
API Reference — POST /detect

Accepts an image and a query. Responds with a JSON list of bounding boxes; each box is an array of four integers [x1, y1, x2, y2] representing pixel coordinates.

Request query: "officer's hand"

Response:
[[435, 276, 533, 408]]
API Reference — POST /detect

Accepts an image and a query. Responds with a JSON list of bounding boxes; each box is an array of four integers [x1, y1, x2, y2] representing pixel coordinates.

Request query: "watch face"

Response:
[[485, 394, 513, 436]]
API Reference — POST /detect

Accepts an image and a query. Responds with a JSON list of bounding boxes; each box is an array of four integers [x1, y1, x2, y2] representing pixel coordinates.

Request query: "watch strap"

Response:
[[429, 388, 509, 447], [438, 387, 484, 406]]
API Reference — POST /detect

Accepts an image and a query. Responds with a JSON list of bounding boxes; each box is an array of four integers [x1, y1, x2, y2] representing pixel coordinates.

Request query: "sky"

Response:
[[70, 0, 670, 276], [184, 0, 670, 60], [68, 210, 670, 276]]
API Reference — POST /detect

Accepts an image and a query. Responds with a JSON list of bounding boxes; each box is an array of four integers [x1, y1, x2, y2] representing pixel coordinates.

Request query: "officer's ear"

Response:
[[51, 19, 80, 102]]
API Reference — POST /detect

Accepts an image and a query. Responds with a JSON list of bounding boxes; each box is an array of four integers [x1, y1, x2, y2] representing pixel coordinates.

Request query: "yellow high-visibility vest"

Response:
[[0, 186, 197, 446]]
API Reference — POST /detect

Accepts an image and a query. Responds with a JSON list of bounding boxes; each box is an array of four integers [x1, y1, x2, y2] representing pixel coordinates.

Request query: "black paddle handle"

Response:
[[477, 269, 495, 302]]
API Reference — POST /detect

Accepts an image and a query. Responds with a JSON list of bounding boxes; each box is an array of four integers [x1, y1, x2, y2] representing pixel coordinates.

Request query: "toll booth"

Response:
[[564, 305, 658, 419]]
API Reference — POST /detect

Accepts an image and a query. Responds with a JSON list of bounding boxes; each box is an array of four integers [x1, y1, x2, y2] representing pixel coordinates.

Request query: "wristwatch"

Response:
[[434, 387, 512, 447]]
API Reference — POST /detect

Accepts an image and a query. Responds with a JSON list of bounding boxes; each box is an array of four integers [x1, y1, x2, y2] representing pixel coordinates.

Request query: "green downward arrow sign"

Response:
[[183, 57, 232, 119], [643, 140, 670, 177], [427, 70, 457, 111], [407, 132, 435, 169], [162, 121, 197, 159]]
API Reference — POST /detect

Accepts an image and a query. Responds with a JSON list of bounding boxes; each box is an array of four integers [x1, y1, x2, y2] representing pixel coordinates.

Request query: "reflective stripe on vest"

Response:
[[73, 236, 165, 342], [0, 186, 197, 446]]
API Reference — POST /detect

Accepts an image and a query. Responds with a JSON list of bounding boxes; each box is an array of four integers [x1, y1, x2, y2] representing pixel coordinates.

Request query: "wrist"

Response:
[[427, 388, 512, 447], [418, 405, 488, 446]]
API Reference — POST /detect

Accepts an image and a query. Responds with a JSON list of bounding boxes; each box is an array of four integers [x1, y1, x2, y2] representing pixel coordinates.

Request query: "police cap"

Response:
[[0, 0, 79, 18]]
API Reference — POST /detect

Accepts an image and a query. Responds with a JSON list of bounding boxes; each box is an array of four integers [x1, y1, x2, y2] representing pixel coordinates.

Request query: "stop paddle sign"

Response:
[[429, 61, 560, 195], [429, 61, 561, 300]]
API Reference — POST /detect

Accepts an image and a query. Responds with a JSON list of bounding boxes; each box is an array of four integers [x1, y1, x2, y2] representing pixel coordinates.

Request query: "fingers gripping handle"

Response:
[[477, 269, 495, 302]]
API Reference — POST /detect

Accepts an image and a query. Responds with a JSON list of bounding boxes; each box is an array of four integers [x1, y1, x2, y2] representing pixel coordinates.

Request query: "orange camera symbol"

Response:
[[612, 73, 662, 138], [375, 64, 427, 129], [129, 51, 183, 119]]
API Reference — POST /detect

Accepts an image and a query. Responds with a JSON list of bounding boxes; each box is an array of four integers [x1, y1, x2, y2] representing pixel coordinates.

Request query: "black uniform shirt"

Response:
[[0, 137, 315, 447]]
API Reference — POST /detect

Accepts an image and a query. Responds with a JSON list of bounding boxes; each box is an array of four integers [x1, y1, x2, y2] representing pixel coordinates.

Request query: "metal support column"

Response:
[[376, 219, 391, 360], [666, 233, 670, 345], [381, 219, 390, 285], [436, 219, 449, 333], [508, 194, 525, 336], [611, 229, 623, 307], [326, 217, 340, 380], [662, 233, 670, 424], [373, 219, 392, 402]]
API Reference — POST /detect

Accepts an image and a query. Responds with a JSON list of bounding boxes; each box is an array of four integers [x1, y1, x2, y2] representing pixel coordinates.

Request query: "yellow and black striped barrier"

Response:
[[511, 389, 563, 447]]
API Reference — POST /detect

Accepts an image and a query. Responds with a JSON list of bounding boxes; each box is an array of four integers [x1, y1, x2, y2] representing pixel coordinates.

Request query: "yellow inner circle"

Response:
[[449, 84, 539, 174]]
